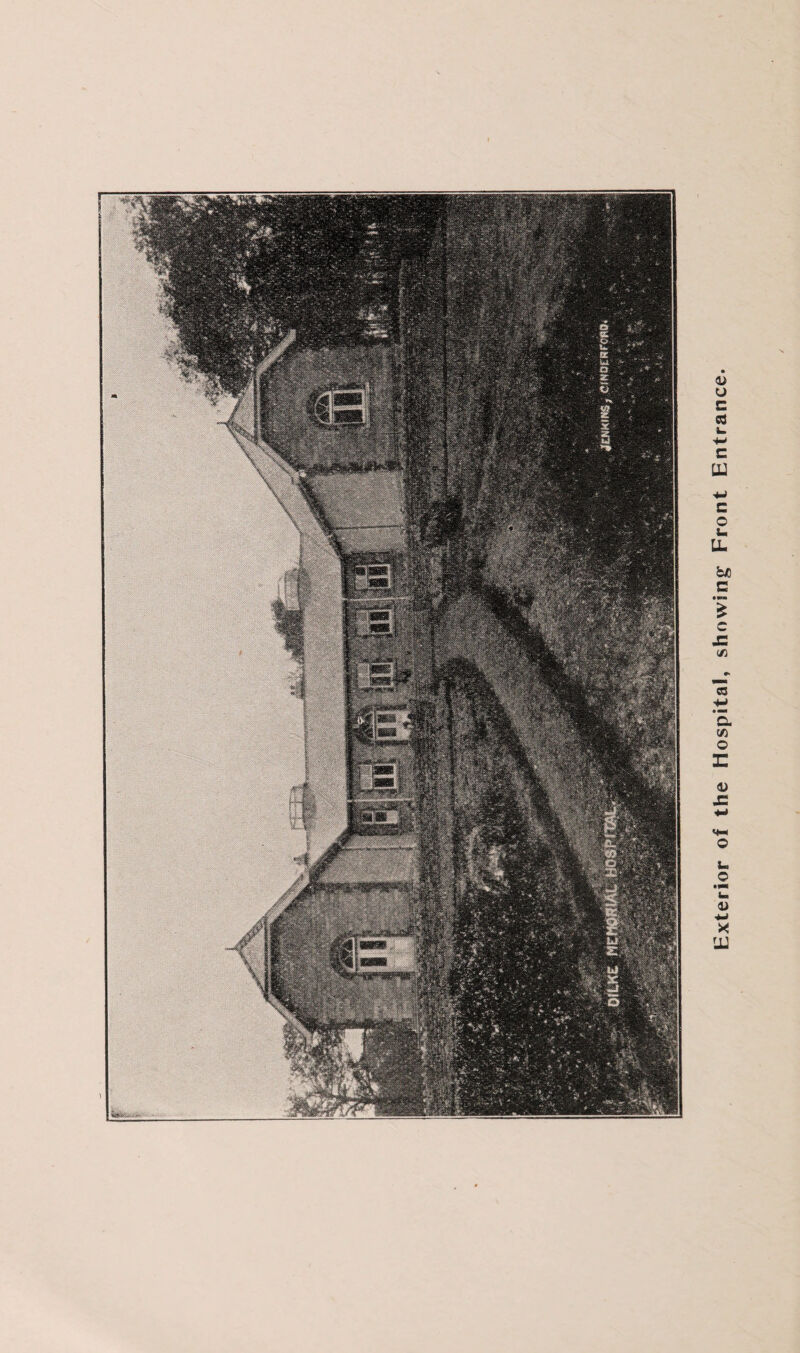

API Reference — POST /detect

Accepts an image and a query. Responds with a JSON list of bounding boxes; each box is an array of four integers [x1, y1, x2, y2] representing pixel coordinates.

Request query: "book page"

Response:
[[2, 2, 797, 1349]]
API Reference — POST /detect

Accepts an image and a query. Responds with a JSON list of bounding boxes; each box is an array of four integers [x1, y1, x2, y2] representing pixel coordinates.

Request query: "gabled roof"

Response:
[[226, 334, 349, 871], [233, 870, 318, 1040], [227, 334, 351, 1039], [227, 328, 297, 444]]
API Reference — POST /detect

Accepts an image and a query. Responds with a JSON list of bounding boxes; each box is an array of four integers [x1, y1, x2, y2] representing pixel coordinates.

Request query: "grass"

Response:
[[443, 194, 676, 797], [401, 194, 678, 1115], [447, 671, 668, 1116]]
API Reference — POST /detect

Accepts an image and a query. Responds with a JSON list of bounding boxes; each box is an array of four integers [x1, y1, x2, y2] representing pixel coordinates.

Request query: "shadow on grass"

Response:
[[473, 581, 677, 868], [442, 660, 679, 1116], [532, 194, 675, 593]]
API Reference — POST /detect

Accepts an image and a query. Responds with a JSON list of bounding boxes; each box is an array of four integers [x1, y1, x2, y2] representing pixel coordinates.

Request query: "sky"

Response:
[[101, 196, 305, 1118]]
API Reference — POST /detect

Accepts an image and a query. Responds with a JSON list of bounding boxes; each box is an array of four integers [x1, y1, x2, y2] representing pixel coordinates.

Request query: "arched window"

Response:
[[332, 935, 416, 978], [313, 387, 368, 427], [338, 937, 356, 972], [353, 707, 412, 744]]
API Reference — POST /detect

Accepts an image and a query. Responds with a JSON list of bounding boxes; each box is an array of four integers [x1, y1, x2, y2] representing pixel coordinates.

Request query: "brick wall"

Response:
[[260, 344, 397, 471], [270, 883, 417, 1029], [343, 550, 415, 837]]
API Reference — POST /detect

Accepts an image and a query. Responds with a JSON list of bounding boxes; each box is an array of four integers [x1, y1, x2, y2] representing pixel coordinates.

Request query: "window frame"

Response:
[[375, 710, 401, 740], [355, 563, 393, 592], [312, 385, 370, 428], [354, 707, 411, 744], [359, 761, 398, 792], [332, 934, 416, 977], [355, 607, 395, 637], [360, 806, 400, 827], [356, 661, 396, 691]]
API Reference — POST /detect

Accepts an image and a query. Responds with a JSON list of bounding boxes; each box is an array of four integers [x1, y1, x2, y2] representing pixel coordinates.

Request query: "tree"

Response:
[[271, 596, 303, 698], [126, 193, 442, 402], [127, 193, 277, 401], [283, 1023, 425, 1118], [271, 596, 303, 665], [283, 1026, 382, 1118]]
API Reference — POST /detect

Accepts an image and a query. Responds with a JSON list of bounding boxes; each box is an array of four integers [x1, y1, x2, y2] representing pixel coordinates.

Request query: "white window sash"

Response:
[[316, 386, 369, 428], [355, 563, 391, 590], [370, 762, 397, 791], [360, 762, 398, 792], [375, 712, 398, 740], [332, 389, 364, 410], [315, 392, 332, 424], [368, 608, 393, 635], [357, 662, 395, 690], [331, 390, 365, 424], [361, 807, 399, 824]]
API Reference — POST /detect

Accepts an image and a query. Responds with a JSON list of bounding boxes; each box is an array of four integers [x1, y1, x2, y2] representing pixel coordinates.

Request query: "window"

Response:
[[359, 762, 398, 792], [361, 807, 399, 826], [355, 608, 394, 637], [314, 388, 367, 426], [376, 709, 410, 740], [333, 934, 416, 976], [355, 563, 392, 591], [356, 661, 395, 691], [354, 708, 411, 744]]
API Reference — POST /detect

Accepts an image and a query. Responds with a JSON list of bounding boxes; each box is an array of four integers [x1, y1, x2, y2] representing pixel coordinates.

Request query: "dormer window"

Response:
[[313, 387, 368, 427]]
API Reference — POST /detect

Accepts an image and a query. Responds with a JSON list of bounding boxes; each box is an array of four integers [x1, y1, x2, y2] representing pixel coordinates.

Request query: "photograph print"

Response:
[[101, 191, 678, 1119]]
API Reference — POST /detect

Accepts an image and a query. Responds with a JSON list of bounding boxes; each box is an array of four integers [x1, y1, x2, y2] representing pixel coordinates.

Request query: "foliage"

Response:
[[283, 1026, 381, 1118], [449, 784, 647, 1116], [283, 1023, 424, 1117], [403, 197, 678, 1114], [363, 1025, 424, 1116], [271, 596, 304, 699], [271, 596, 303, 665], [126, 193, 442, 401]]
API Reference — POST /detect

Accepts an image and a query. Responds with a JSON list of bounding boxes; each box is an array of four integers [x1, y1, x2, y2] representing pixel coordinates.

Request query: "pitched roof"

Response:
[[226, 334, 349, 871], [233, 867, 331, 1040], [227, 335, 351, 1037]]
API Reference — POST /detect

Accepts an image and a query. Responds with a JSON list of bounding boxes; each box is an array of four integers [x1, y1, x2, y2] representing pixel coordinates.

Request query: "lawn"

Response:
[[446, 670, 663, 1116], [402, 194, 678, 1115]]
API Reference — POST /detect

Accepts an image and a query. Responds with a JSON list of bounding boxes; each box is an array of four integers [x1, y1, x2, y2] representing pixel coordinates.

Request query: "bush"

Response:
[[363, 1024, 424, 1114], [271, 597, 304, 665]]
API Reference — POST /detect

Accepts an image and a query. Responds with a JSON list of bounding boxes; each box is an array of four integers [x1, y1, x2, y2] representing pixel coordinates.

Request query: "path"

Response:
[[434, 586, 679, 1101], [435, 588, 675, 896]]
